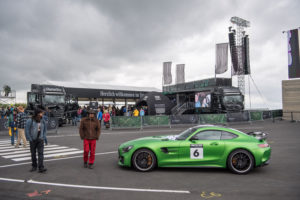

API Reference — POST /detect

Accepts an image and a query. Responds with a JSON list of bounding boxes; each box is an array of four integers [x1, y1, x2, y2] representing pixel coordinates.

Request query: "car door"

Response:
[[178, 130, 225, 166]]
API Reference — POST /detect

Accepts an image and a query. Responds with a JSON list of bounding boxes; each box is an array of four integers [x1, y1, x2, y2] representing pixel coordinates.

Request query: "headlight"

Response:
[[122, 145, 134, 153]]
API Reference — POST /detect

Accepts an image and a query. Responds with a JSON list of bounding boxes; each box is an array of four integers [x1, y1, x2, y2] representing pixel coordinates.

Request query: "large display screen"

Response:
[[287, 28, 300, 78], [195, 92, 211, 108]]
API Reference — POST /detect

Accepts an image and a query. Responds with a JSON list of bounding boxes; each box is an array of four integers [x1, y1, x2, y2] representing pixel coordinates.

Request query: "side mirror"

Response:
[[189, 136, 197, 141]]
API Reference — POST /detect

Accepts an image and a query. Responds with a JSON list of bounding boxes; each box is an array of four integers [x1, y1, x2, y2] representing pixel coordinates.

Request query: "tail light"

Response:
[[258, 143, 269, 148]]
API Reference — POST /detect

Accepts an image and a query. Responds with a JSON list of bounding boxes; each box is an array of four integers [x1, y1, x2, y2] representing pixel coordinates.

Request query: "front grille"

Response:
[[118, 149, 124, 164], [119, 156, 124, 164]]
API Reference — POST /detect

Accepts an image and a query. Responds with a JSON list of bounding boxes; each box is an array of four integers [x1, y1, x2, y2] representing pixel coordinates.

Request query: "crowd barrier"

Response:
[[0, 110, 284, 131], [110, 109, 283, 129], [0, 117, 58, 131]]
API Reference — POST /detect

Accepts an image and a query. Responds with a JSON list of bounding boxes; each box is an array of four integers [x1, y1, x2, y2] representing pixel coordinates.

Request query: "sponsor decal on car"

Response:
[[190, 144, 203, 159]]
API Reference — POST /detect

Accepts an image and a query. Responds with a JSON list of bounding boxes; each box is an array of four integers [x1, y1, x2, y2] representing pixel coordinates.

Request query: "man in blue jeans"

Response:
[[8, 108, 18, 145], [25, 109, 47, 173]]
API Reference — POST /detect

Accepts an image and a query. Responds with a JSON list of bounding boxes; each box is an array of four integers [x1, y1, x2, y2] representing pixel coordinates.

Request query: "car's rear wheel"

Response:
[[132, 149, 157, 172], [227, 149, 254, 174]]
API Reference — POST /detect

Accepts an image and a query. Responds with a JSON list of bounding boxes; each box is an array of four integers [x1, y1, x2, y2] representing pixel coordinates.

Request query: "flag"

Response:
[[163, 62, 172, 85], [176, 64, 185, 84], [215, 43, 228, 74]]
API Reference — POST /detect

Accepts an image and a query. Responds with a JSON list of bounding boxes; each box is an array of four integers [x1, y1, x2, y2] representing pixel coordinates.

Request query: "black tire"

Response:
[[132, 149, 157, 172], [227, 149, 254, 174]]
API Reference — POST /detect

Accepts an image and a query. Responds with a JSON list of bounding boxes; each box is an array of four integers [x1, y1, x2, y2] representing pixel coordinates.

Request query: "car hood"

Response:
[[119, 135, 178, 148], [135, 135, 178, 141]]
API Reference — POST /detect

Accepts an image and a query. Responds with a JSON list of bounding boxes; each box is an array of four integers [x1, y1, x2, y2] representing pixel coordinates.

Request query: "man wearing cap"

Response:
[[79, 109, 101, 169], [15, 106, 28, 148]]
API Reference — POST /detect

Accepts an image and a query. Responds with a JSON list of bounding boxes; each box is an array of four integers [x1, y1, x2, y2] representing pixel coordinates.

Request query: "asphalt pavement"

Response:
[[0, 120, 299, 200]]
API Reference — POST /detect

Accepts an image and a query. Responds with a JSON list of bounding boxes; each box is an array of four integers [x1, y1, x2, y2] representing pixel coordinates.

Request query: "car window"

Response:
[[193, 130, 221, 140], [176, 128, 198, 140], [221, 131, 238, 140]]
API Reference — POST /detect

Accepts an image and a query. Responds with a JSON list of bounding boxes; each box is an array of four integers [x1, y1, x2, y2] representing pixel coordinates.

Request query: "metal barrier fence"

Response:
[[110, 109, 284, 129], [0, 109, 284, 131], [0, 117, 58, 131]]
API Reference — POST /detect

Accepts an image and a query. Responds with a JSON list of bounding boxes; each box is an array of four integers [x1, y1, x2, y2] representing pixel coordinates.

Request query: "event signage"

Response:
[[43, 87, 64, 93], [163, 78, 232, 94], [163, 62, 172, 85], [287, 28, 300, 79], [99, 91, 141, 98], [215, 43, 228, 74], [195, 92, 211, 108]]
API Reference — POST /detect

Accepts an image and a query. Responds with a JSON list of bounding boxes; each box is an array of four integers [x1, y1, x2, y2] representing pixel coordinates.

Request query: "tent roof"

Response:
[[43, 81, 160, 92]]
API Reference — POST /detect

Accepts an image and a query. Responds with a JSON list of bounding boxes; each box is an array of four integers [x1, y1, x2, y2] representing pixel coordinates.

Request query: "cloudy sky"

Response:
[[0, 0, 299, 108]]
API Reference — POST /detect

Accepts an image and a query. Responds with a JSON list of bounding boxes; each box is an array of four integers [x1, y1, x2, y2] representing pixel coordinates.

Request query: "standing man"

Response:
[[15, 106, 27, 148], [8, 108, 18, 145], [42, 109, 49, 145], [0, 107, 5, 119], [96, 107, 103, 127], [81, 106, 88, 118], [79, 110, 101, 169], [71, 110, 78, 126], [25, 109, 47, 173], [139, 108, 145, 117]]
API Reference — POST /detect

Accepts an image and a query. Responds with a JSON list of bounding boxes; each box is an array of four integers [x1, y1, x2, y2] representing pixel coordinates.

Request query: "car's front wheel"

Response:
[[132, 149, 157, 172], [227, 149, 254, 174]]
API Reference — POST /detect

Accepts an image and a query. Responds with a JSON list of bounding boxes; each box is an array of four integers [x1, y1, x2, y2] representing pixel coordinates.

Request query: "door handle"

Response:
[[210, 142, 219, 146]]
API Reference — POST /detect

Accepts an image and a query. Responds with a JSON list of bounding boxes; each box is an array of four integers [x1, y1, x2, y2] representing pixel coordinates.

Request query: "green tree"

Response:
[[3, 85, 11, 96]]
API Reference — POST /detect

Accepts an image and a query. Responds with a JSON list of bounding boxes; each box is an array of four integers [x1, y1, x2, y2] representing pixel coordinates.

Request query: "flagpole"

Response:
[[215, 43, 217, 84], [248, 75, 251, 109], [215, 65, 217, 83]]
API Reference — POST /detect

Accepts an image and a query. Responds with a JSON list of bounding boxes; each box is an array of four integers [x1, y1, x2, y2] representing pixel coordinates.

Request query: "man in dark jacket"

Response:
[[79, 109, 101, 169], [25, 108, 47, 173]]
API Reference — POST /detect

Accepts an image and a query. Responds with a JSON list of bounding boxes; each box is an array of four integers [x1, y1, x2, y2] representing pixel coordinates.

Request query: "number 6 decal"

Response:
[[190, 144, 203, 159]]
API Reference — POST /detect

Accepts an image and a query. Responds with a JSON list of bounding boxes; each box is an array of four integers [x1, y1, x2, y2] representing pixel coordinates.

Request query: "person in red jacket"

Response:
[[79, 109, 101, 169], [103, 110, 110, 129]]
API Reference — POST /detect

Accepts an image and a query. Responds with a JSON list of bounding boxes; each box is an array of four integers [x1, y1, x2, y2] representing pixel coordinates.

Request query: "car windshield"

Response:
[[28, 93, 37, 103], [223, 95, 243, 104], [176, 128, 197, 140], [43, 95, 65, 104]]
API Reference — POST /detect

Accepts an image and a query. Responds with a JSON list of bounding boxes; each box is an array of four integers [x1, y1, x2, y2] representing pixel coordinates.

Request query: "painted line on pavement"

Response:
[[0, 145, 59, 153], [0, 146, 69, 156], [0, 151, 117, 168], [12, 150, 84, 161], [4, 148, 79, 158], [0, 177, 190, 194], [0, 143, 29, 147]]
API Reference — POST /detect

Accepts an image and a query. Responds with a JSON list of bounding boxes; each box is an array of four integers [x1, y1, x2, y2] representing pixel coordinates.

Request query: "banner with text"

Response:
[[287, 28, 300, 78]]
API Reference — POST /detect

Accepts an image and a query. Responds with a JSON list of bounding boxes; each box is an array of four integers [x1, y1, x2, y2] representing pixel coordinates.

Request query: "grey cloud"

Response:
[[0, 0, 299, 108]]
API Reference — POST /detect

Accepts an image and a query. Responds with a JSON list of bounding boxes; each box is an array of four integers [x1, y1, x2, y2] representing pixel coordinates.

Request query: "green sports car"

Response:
[[118, 125, 271, 174]]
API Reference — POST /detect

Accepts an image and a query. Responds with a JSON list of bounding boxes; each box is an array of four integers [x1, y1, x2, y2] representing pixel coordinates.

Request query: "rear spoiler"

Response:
[[247, 132, 268, 141]]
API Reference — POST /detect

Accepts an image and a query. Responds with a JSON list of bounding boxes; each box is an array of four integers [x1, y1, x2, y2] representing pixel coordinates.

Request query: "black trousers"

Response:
[[30, 139, 44, 169]]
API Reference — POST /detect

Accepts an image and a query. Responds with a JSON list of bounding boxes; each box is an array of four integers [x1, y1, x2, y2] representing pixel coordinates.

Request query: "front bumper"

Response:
[[118, 149, 124, 165], [118, 148, 132, 167]]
